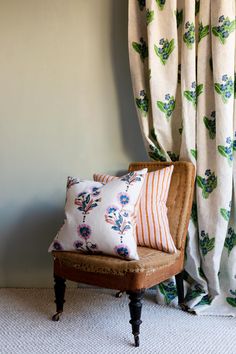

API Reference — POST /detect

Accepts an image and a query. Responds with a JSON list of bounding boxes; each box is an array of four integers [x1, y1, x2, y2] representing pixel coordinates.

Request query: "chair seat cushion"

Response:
[[53, 247, 180, 275], [53, 247, 182, 290]]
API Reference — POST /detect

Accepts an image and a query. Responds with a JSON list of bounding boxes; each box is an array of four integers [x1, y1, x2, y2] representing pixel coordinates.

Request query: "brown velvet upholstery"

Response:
[[52, 161, 195, 292]]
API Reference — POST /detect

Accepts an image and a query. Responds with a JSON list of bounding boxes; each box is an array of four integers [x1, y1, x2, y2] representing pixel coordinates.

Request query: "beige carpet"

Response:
[[0, 288, 235, 354]]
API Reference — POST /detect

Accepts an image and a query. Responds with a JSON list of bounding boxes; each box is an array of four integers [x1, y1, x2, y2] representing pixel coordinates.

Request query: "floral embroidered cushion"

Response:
[[48, 169, 147, 260], [94, 166, 176, 253]]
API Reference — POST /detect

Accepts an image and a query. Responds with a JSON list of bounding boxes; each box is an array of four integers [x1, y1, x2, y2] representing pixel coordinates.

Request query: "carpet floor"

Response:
[[0, 288, 235, 354]]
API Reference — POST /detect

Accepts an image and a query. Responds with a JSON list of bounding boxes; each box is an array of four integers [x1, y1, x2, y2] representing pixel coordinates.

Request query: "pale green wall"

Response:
[[0, 0, 146, 287]]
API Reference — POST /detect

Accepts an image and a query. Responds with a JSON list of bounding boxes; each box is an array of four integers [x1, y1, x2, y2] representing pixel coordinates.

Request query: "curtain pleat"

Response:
[[129, 0, 236, 315]]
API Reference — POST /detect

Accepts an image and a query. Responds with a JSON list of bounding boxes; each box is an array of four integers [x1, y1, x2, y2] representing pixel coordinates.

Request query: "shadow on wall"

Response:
[[0, 0, 146, 288], [110, 0, 147, 162], [0, 203, 63, 287]]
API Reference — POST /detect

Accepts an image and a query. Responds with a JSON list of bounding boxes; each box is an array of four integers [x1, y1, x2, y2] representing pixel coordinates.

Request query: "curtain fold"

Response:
[[129, 0, 236, 315]]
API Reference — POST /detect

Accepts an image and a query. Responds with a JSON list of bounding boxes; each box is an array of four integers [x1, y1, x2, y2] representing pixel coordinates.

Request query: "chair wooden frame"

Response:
[[51, 161, 195, 347]]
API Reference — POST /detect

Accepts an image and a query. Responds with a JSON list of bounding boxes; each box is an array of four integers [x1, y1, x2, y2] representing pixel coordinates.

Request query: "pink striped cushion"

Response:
[[93, 166, 176, 253]]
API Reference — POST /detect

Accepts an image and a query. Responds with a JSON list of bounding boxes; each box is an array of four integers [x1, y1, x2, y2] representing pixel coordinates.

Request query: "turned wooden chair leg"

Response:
[[175, 271, 188, 311], [52, 275, 66, 321], [175, 272, 184, 304], [127, 290, 145, 347]]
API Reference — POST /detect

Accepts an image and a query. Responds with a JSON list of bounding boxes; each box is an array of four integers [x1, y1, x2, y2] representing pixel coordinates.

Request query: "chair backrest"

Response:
[[129, 161, 195, 251]]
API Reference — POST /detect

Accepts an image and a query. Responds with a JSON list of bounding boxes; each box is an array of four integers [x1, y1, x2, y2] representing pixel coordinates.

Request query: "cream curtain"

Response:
[[129, 0, 236, 315]]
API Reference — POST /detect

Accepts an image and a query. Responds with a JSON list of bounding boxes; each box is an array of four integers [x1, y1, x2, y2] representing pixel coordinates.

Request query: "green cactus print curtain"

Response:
[[129, 0, 236, 315]]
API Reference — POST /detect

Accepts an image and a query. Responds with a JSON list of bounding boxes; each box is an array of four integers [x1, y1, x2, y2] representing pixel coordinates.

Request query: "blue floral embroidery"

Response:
[[118, 193, 130, 206], [107, 206, 118, 214], [105, 202, 132, 259], [114, 245, 130, 259], [75, 224, 99, 253], [224, 227, 236, 256], [212, 16, 236, 44], [199, 230, 215, 258], [77, 224, 91, 240], [121, 172, 143, 184], [75, 189, 101, 218], [218, 136, 235, 166], [105, 206, 131, 234], [156, 93, 176, 120], [183, 22, 195, 49], [197, 169, 217, 198], [91, 187, 100, 196], [214, 75, 234, 103], [154, 38, 175, 65], [184, 81, 203, 107], [121, 171, 144, 192], [185, 284, 205, 302], [158, 281, 177, 304], [136, 90, 149, 116], [196, 295, 212, 306], [149, 145, 166, 161]]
